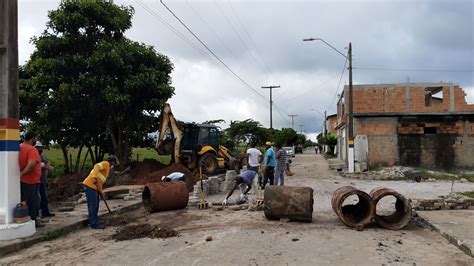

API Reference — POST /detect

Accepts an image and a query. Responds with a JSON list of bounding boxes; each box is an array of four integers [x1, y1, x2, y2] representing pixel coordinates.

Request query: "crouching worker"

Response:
[[161, 172, 187, 182], [82, 155, 117, 229], [222, 170, 256, 205]]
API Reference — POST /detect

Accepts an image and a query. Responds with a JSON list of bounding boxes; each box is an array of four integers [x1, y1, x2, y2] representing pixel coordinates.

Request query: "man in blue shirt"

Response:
[[222, 170, 256, 205], [262, 141, 276, 188]]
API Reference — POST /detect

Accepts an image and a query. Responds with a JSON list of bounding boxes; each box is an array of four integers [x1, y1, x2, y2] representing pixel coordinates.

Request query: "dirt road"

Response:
[[3, 153, 474, 265]]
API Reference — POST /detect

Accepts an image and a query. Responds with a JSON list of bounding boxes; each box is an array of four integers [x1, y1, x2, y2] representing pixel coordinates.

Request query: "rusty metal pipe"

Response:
[[142, 182, 189, 213], [331, 186, 374, 230], [370, 187, 412, 230], [264, 186, 313, 222]]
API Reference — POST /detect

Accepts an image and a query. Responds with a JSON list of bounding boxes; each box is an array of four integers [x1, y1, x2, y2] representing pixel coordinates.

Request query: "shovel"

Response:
[[95, 183, 113, 214]]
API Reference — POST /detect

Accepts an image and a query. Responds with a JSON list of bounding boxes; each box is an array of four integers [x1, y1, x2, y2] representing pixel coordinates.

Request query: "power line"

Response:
[[227, 1, 271, 76], [159, 0, 267, 100], [135, 0, 210, 59], [184, 0, 237, 60], [158, 1, 291, 128], [353, 67, 474, 72], [273, 104, 292, 125], [327, 58, 348, 110], [213, 0, 269, 78], [276, 72, 341, 104], [288, 114, 298, 130]]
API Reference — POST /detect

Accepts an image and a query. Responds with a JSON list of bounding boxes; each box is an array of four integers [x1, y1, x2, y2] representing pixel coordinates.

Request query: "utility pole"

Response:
[[0, 0, 35, 239], [262, 85, 280, 130], [347, 43, 354, 173], [288, 114, 298, 130], [348, 43, 353, 140], [303, 37, 354, 173]]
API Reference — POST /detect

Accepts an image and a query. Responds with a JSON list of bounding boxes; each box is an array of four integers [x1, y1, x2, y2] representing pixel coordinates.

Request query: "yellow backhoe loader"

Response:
[[156, 103, 240, 174]]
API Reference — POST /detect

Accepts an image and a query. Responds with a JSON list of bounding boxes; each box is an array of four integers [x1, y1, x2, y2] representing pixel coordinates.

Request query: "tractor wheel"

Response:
[[199, 153, 218, 174]]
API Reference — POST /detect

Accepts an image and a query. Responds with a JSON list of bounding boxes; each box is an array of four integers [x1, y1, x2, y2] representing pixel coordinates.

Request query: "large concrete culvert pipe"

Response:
[[370, 187, 412, 230], [332, 186, 374, 231], [142, 182, 189, 213], [264, 186, 314, 222]]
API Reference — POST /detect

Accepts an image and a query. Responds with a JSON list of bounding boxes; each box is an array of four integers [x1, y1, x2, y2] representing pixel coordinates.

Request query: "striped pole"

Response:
[[0, 0, 23, 227], [0, 119, 20, 224]]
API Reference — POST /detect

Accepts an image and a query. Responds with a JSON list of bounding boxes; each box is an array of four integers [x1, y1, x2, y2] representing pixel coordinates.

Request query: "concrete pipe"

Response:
[[370, 187, 412, 230], [142, 182, 189, 213], [331, 186, 374, 231], [264, 186, 313, 222]]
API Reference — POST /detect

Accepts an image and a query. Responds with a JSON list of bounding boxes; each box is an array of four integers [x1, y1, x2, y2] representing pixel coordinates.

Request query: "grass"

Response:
[[416, 169, 474, 182], [43, 147, 170, 177], [459, 191, 474, 198]]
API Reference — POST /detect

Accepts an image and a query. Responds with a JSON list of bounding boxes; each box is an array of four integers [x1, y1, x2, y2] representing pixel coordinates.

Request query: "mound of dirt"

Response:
[[48, 170, 89, 202], [130, 159, 168, 180], [111, 224, 178, 241], [105, 159, 169, 187]]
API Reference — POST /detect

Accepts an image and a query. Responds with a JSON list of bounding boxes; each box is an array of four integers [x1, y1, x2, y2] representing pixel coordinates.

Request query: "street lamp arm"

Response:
[[303, 38, 347, 59]]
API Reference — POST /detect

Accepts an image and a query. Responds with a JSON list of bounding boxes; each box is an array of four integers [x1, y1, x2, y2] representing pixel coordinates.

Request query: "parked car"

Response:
[[295, 146, 303, 154], [283, 146, 295, 157]]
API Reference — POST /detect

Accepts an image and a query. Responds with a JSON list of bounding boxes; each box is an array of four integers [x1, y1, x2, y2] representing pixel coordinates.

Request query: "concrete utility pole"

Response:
[[288, 114, 298, 130], [298, 125, 304, 134], [0, 0, 36, 240], [262, 85, 280, 130], [303, 37, 354, 173]]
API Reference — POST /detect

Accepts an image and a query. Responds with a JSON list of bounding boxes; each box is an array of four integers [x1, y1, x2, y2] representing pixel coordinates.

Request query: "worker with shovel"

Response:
[[82, 155, 117, 229], [222, 170, 257, 205]]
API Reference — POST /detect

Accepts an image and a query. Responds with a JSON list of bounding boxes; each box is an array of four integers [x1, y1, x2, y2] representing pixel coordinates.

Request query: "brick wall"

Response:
[[345, 84, 474, 114], [354, 117, 399, 168], [354, 117, 474, 169], [397, 118, 474, 169]]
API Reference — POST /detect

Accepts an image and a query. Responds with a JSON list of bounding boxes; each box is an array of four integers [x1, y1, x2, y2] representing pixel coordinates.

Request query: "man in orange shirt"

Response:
[[82, 155, 117, 229], [19, 132, 44, 227]]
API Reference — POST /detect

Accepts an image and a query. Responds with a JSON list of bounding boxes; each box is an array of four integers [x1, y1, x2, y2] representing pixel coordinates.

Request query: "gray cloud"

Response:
[[19, 0, 474, 135]]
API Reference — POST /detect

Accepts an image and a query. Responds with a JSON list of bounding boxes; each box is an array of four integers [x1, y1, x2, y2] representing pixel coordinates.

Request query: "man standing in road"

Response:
[[19, 132, 44, 227], [274, 143, 287, 186], [82, 155, 117, 229], [262, 141, 276, 188], [246, 142, 262, 173], [35, 141, 55, 218]]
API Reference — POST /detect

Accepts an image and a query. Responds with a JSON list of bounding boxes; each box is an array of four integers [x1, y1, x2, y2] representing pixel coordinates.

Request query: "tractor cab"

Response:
[[180, 124, 221, 172]]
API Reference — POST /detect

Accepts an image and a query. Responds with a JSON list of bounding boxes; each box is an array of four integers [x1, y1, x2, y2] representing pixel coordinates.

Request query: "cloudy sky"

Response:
[[19, 0, 473, 141]]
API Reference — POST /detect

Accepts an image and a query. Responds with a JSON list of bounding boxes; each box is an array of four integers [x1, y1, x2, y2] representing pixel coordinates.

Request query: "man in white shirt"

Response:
[[246, 142, 263, 172], [162, 172, 187, 182]]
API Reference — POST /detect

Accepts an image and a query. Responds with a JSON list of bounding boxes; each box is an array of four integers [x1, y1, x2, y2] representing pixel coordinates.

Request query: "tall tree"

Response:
[[223, 119, 271, 151], [273, 128, 299, 147], [20, 2, 174, 169]]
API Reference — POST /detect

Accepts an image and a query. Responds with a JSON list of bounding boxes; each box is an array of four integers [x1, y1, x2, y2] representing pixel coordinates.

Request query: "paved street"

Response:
[[3, 152, 474, 265]]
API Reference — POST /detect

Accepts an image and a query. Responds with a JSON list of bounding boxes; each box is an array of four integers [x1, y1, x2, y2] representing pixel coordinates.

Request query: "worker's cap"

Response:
[[107, 155, 118, 164], [265, 141, 272, 146], [35, 141, 44, 148]]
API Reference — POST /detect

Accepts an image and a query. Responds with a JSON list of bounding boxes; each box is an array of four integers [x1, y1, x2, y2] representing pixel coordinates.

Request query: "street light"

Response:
[[304, 37, 354, 173]]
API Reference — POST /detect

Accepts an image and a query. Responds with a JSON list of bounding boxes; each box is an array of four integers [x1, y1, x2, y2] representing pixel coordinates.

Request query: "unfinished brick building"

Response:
[[334, 82, 474, 170]]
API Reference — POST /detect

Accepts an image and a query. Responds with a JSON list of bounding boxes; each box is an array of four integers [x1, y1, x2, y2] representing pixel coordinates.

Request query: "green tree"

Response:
[[273, 128, 299, 147], [223, 119, 271, 151], [20, 1, 174, 170]]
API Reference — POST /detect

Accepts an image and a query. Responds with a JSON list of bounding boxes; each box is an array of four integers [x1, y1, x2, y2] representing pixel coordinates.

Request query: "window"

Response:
[[424, 127, 437, 134], [425, 86, 443, 106], [209, 128, 219, 146], [198, 128, 209, 145]]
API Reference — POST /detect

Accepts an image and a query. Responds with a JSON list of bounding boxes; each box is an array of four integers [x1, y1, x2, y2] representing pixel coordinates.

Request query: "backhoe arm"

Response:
[[156, 103, 183, 163]]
